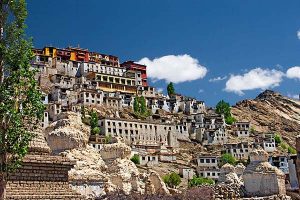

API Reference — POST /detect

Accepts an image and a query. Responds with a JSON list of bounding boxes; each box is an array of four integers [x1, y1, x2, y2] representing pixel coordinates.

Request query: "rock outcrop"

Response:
[[45, 112, 90, 153], [60, 139, 169, 198], [232, 90, 300, 146]]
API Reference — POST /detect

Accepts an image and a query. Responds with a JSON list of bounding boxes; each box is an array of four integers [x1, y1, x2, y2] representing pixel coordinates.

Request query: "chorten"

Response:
[[2, 128, 85, 199]]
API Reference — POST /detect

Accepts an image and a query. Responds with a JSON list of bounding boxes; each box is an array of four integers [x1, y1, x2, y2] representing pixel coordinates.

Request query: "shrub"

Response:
[[105, 134, 112, 144], [163, 172, 181, 188], [91, 127, 100, 135], [130, 154, 140, 165], [250, 127, 256, 134], [220, 153, 236, 166], [288, 146, 297, 154], [274, 134, 282, 144], [188, 176, 214, 187], [280, 142, 288, 150]]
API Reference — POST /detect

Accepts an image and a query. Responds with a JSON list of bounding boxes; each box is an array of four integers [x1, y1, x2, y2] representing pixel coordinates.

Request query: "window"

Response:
[[206, 159, 210, 163], [108, 128, 111, 133], [212, 172, 215, 176], [200, 159, 204, 163], [142, 156, 145, 160], [212, 159, 216, 163]]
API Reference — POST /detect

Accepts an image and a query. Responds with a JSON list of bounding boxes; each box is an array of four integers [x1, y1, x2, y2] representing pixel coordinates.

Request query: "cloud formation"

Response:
[[286, 66, 300, 80], [225, 68, 284, 95], [298, 30, 300, 40], [209, 76, 227, 82], [287, 93, 299, 100], [138, 54, 207, 83]]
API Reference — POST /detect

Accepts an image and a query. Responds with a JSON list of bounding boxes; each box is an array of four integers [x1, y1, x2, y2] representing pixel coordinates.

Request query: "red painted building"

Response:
[[121, 61, 148, 86]]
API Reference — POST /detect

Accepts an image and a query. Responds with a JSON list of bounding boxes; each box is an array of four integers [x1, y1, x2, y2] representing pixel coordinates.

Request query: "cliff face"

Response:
[[231, 90, 300, 146]]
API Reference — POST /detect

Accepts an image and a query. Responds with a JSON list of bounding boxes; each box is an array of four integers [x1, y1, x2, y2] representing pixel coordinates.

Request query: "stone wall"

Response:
[[2, 154, 85, 200]]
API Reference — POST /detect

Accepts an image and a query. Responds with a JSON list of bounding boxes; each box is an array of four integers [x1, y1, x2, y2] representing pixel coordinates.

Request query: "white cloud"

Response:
[[297, 30, 300, 40], [198, 89, 204, 93], [287, 93, 299, 100], [286, 66, 300, 80], [225, 68, 284, 95], [209, 76, 227, 82], [138, 54, 207, 83], [157, 88, 164, 93]]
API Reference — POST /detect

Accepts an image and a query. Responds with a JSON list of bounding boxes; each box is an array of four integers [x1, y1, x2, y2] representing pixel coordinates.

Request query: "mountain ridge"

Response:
[[231, 90, 300, 146]]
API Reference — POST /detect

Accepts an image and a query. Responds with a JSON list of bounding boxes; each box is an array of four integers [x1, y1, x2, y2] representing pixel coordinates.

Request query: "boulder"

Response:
[[45, 112, 90, 153]]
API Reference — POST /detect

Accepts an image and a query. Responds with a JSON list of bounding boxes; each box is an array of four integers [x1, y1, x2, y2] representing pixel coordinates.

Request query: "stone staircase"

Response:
[[5, 181, 85, 200]]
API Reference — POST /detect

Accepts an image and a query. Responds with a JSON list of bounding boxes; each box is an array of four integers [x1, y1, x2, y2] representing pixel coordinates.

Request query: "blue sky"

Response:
[[26, 0, 300, 106]]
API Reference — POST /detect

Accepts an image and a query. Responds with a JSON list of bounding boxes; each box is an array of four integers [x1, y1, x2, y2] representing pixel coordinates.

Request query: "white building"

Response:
[[223, 142, 252, 160], [234, 121, 250, 137], [196, 155, 220, 180], [98, 118, 179, 148]]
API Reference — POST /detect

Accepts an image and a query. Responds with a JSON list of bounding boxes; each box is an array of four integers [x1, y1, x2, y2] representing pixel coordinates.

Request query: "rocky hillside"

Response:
[[231, 90, 300, 146]]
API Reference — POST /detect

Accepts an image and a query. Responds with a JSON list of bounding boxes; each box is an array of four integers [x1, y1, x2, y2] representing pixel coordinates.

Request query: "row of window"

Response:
[[199, 172, 220, 177], [264, 143, 276, 148], [199, 158, 217, 163], [106, 121, 172, 131]]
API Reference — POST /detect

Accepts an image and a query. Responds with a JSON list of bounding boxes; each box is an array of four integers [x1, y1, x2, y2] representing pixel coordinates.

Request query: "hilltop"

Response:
[[232, 90, 300, 146]]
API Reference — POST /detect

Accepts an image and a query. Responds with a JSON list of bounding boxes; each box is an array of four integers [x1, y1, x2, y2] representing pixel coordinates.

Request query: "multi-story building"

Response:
[[196, 155, 220, 180], [98, 118, 179, 148], [222, 142, 252, 160], [121, 61, 148, 86], [233, 121, 250, 137]]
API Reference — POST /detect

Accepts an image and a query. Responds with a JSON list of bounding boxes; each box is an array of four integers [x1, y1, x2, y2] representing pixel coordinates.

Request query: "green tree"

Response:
[[188, 176, 214, 187], [216, 100, 236, 125], [90, 110, 98, 129], [130, 154, 140, 165], [220, 153, 236, 166], [274, 134, 282, 144], [163, 172, 181, 188], [133, 96, 149, 117], [0, 0, 44, 197], [91, 127, 100, 135], [167, 82, 175, 96], [133, 96, 140, 113]]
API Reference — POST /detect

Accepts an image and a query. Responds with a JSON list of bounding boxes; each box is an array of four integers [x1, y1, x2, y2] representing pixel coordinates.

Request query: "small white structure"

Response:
[[139, 152, 159, 166], [262, 133, 276, 153], [179, 167, 195, 180]]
